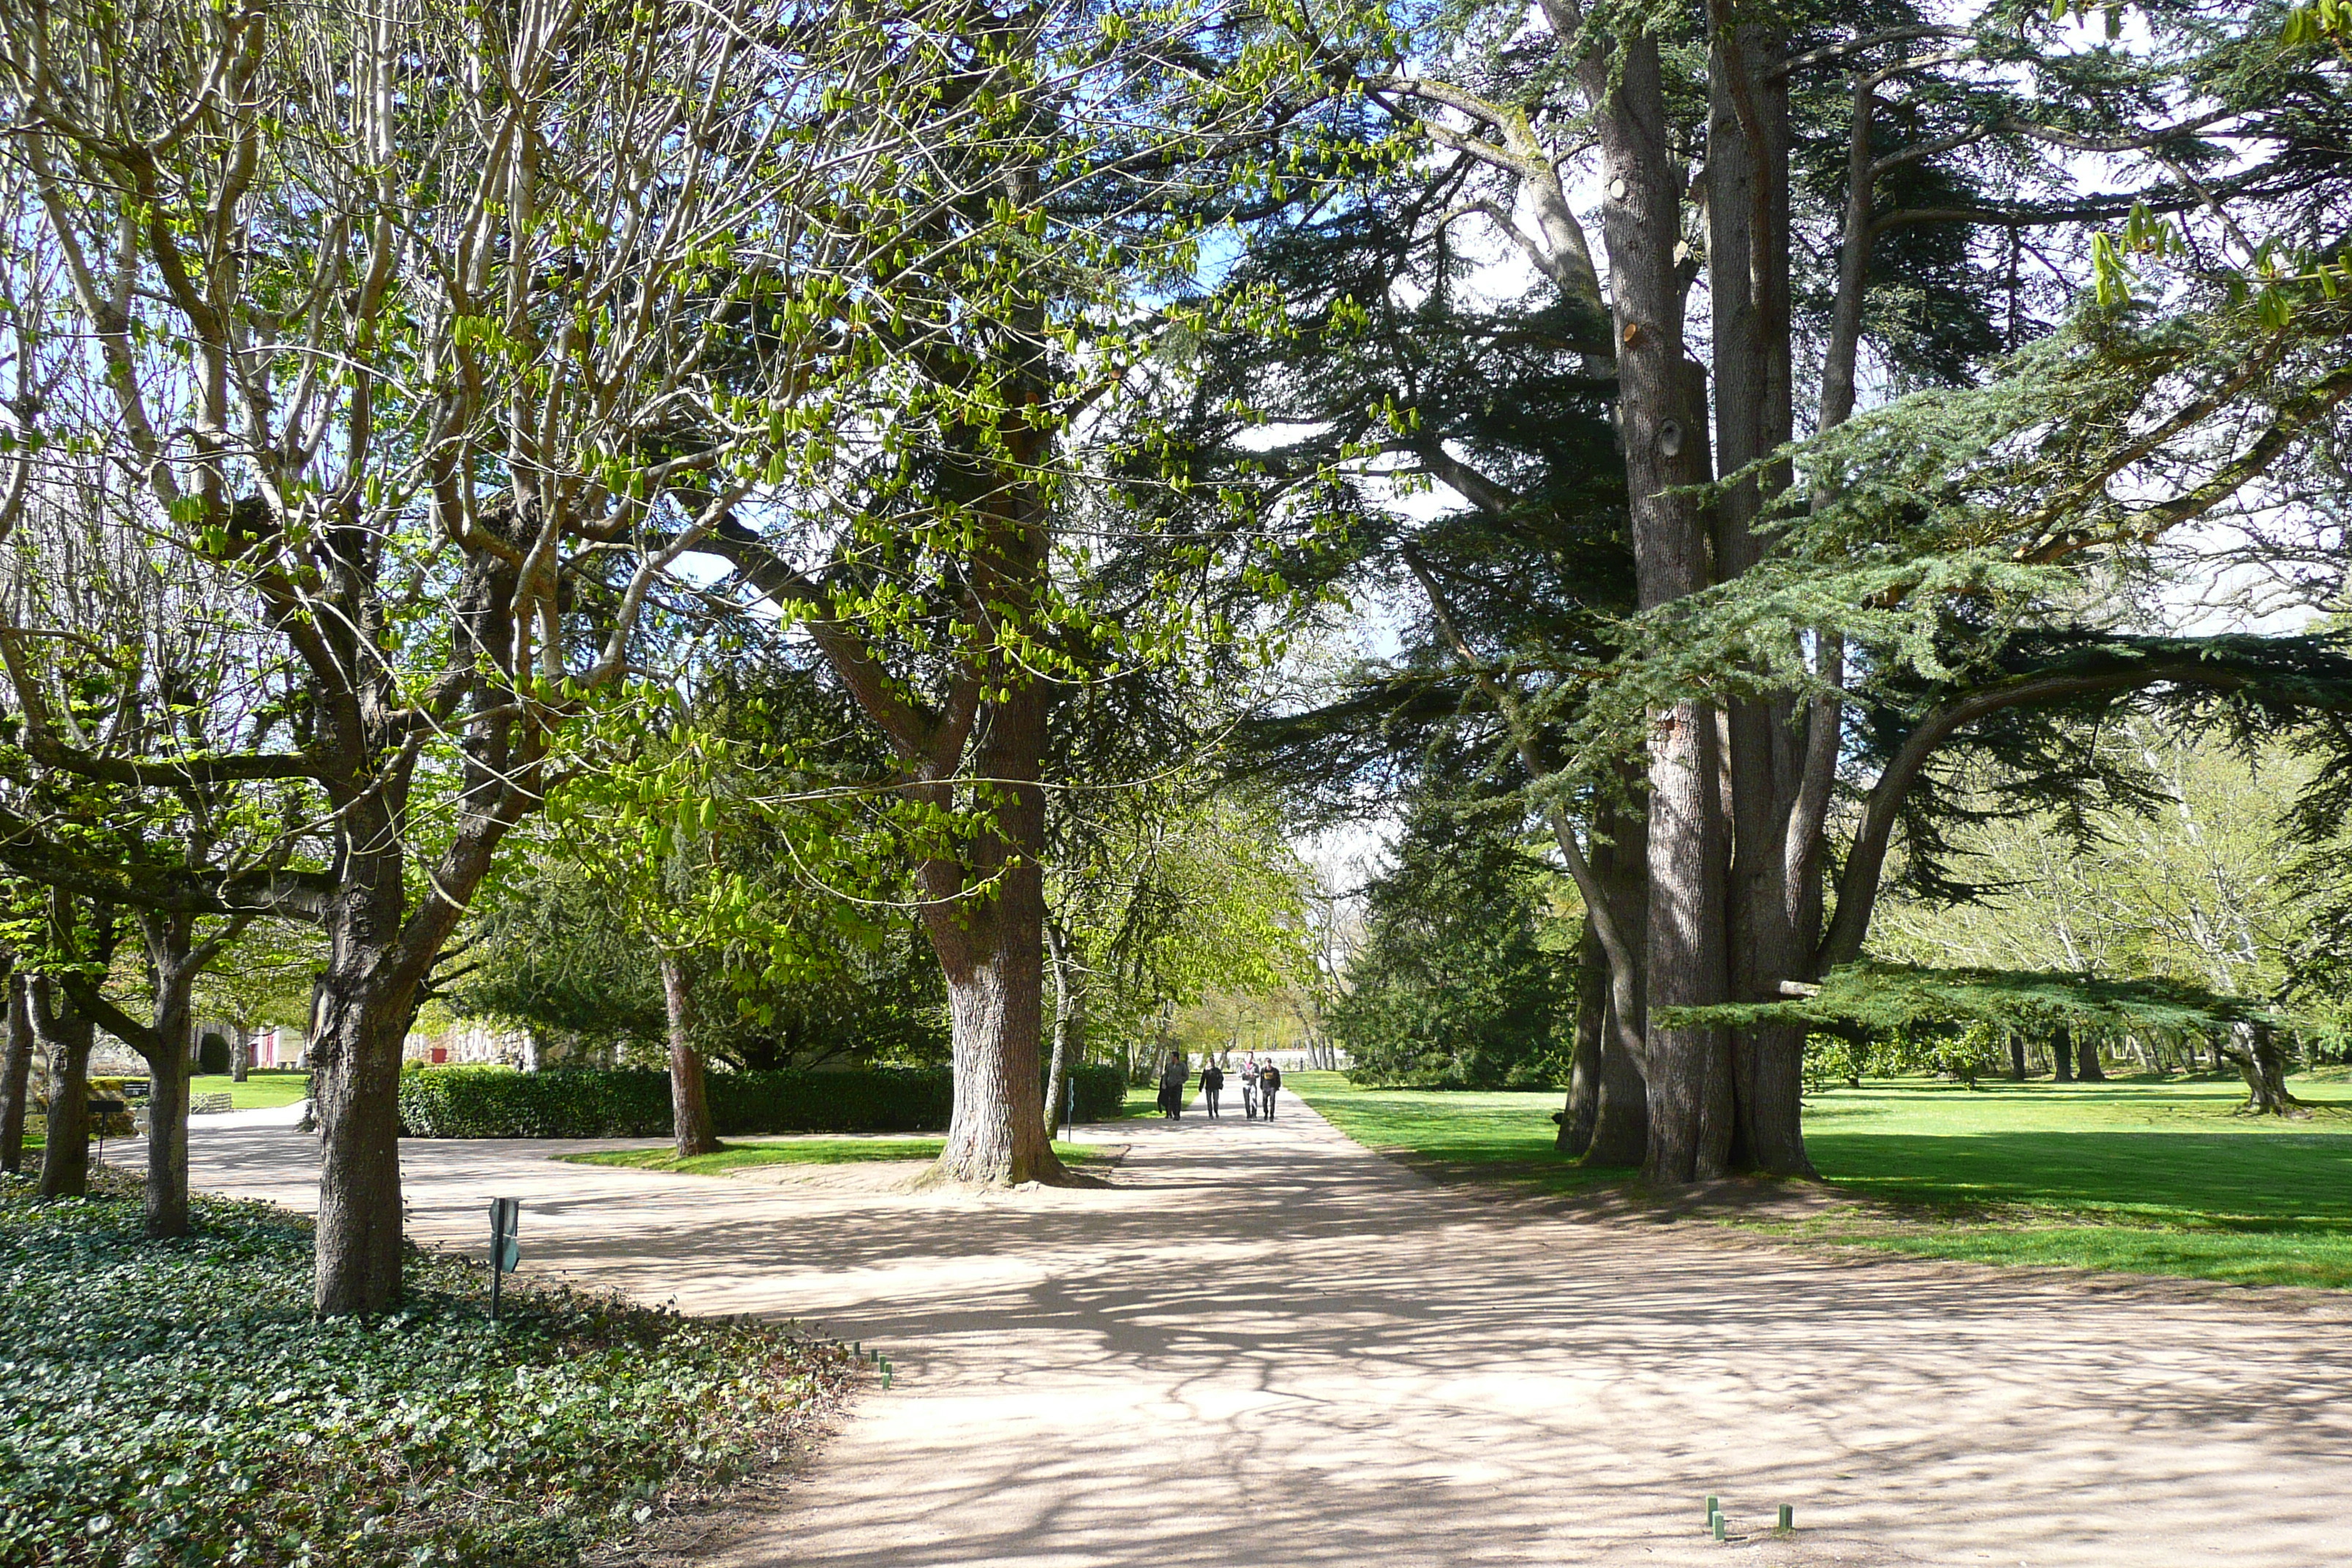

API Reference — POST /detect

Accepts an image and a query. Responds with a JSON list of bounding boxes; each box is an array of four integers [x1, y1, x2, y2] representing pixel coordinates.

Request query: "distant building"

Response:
[[402, 1019, 535, 1068], [246, 1025, 306, 1070]]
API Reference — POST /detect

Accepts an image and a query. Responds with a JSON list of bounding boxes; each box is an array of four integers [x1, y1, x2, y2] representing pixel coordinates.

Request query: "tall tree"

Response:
[[697, 3, 1325, 1183], [0, 0, 925, 1309], [1297, 0, 2352, 1180], [0, 493, 289, 1232]]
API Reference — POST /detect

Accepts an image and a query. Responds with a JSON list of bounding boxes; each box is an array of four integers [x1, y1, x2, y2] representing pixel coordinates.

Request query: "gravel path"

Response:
[[181, 1093, 2352, 1567]]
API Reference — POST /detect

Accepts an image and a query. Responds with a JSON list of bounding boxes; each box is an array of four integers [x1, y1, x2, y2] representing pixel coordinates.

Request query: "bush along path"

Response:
[[398, 1063, 1128, 1139], [0, 1174, 854, 1567]]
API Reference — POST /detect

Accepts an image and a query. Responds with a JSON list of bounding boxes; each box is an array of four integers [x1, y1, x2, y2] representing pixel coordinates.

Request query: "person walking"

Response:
[[1239, 1055, 1260, 1120], [1157, 1053, 1188, 1119], [1199, 1060, 1225, 1119], [1259, 1061, 1282, 1120]]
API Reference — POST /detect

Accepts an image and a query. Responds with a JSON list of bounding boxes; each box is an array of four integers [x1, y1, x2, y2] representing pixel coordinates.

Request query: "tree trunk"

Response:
[[32, 977, 94, 1199], [1043, 918, 1081, 1140], [2226, 1022, 2304, 1117], [928, 883, 1060, 1173], [1585, 995, 1651, 1167], [1591, 34, 1733, 1184], [2008, 1031, 2027, 1082], [660, 953, 720, 1158], [1558, 916, 1605, 1156], [1733, 1022, 1812, 1174], [1706, 12, 1812, 1181], [930, 911, 1058, 1183], [1640, 698, 1733, 1183], [1, 976, 31, 1175], [1579, 804, 1650, 1168], [133, 962, 199, 1238], [2075, 1031, 2106, 1083], [231, 1025, 249, 1083], [309, 968, 414, 1316], [2051, 1027, 2075, 1083], [917, 587, 1064, 1184], [143, 1042, 192, 1235]]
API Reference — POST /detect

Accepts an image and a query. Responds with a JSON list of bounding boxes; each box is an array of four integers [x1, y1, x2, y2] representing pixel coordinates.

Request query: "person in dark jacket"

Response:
[[1157, 1053, 1187, 1118], [1199, 1061, 1225, 1118], [1239, 1056, 1260, 1119], [1259, 1062, 1282, 1120]]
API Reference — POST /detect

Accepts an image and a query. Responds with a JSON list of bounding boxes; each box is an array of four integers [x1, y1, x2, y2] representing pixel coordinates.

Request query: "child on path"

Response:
[[1259, 1062, 1282, 1120], [1199, 1060, 1225, 1118]]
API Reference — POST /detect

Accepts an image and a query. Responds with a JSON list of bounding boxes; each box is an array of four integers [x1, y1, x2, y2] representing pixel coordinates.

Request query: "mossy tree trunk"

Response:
[[1, 975, 31, 1175], [1558, 917, 1605, 1156], [32, 977, 94, 1200], [69, 911, 246, 1239], [1042, 918, 1082, 1141], [660, 953, 719, 1159], [2075, 1032, 2106, 1082], [2225, 1022, 2304, 1117]]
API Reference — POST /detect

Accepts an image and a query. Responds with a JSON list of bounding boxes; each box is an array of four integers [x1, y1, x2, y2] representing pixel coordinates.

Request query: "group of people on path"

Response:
[[1153, 1054, 1281, 1121]]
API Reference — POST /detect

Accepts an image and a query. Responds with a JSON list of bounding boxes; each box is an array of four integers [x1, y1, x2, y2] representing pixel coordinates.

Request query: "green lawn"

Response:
[[189, 1070, 312, 1110], [1292, 1070, 2352, 1289], [561, 1136, 1113, 1176], [1289, 1072, 1635, 1194]]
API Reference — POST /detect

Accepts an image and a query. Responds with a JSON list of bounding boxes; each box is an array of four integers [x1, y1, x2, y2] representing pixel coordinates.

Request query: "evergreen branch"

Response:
[[1819, 638, 2352, 970], [1398, 542, 1648, 1074], [1768, 26, 1971, 80], [1658, 960, 2276, 1036]]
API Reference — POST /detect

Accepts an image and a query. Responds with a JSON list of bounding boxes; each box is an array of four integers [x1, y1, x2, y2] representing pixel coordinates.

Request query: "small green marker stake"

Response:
[[1704, 1494, 1718, 1525], [1711, 1514, 1727, 1542], [1777, 1504, 1793, 1532]]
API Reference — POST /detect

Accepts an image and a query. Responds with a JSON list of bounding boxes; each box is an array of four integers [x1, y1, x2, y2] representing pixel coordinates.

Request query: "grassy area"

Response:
[[1288, 1072, 1635, 1193], [0, 1175, 850, 1567], [4, 1071, 308, 1157], [562, 1136, 1113, 1176], [1291, 1070, 2352, 1289], [189, 1069, 312, 1110]]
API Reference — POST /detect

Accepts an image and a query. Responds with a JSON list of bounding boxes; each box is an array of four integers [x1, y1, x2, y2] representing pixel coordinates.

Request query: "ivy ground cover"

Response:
[[0, 1176, 851, 1566]]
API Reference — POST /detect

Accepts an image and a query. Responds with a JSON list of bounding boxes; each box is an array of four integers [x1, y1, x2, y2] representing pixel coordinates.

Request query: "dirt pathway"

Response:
[[181, 1096, 2352, 1567]]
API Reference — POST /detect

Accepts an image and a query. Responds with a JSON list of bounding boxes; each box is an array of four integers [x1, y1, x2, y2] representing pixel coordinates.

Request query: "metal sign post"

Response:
[[489, 1197, 520, 1320]]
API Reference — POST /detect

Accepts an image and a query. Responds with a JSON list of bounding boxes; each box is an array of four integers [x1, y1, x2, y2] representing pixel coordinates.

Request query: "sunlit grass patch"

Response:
[[1292, 1069, 2352, 1288], [189, 1070, 312, 1109]]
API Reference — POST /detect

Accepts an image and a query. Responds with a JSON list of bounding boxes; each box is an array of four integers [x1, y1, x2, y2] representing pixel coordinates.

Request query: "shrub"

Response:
[[0, 1176, 851, 1567], [30, 1082, 137, 1139], [399, 1062, 1126, 1138], [1330, 802, 1573, 1089]]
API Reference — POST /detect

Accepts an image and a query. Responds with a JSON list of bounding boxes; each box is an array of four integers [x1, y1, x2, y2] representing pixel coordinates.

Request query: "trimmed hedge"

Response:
[[399, 1062, 1127, 1139]]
